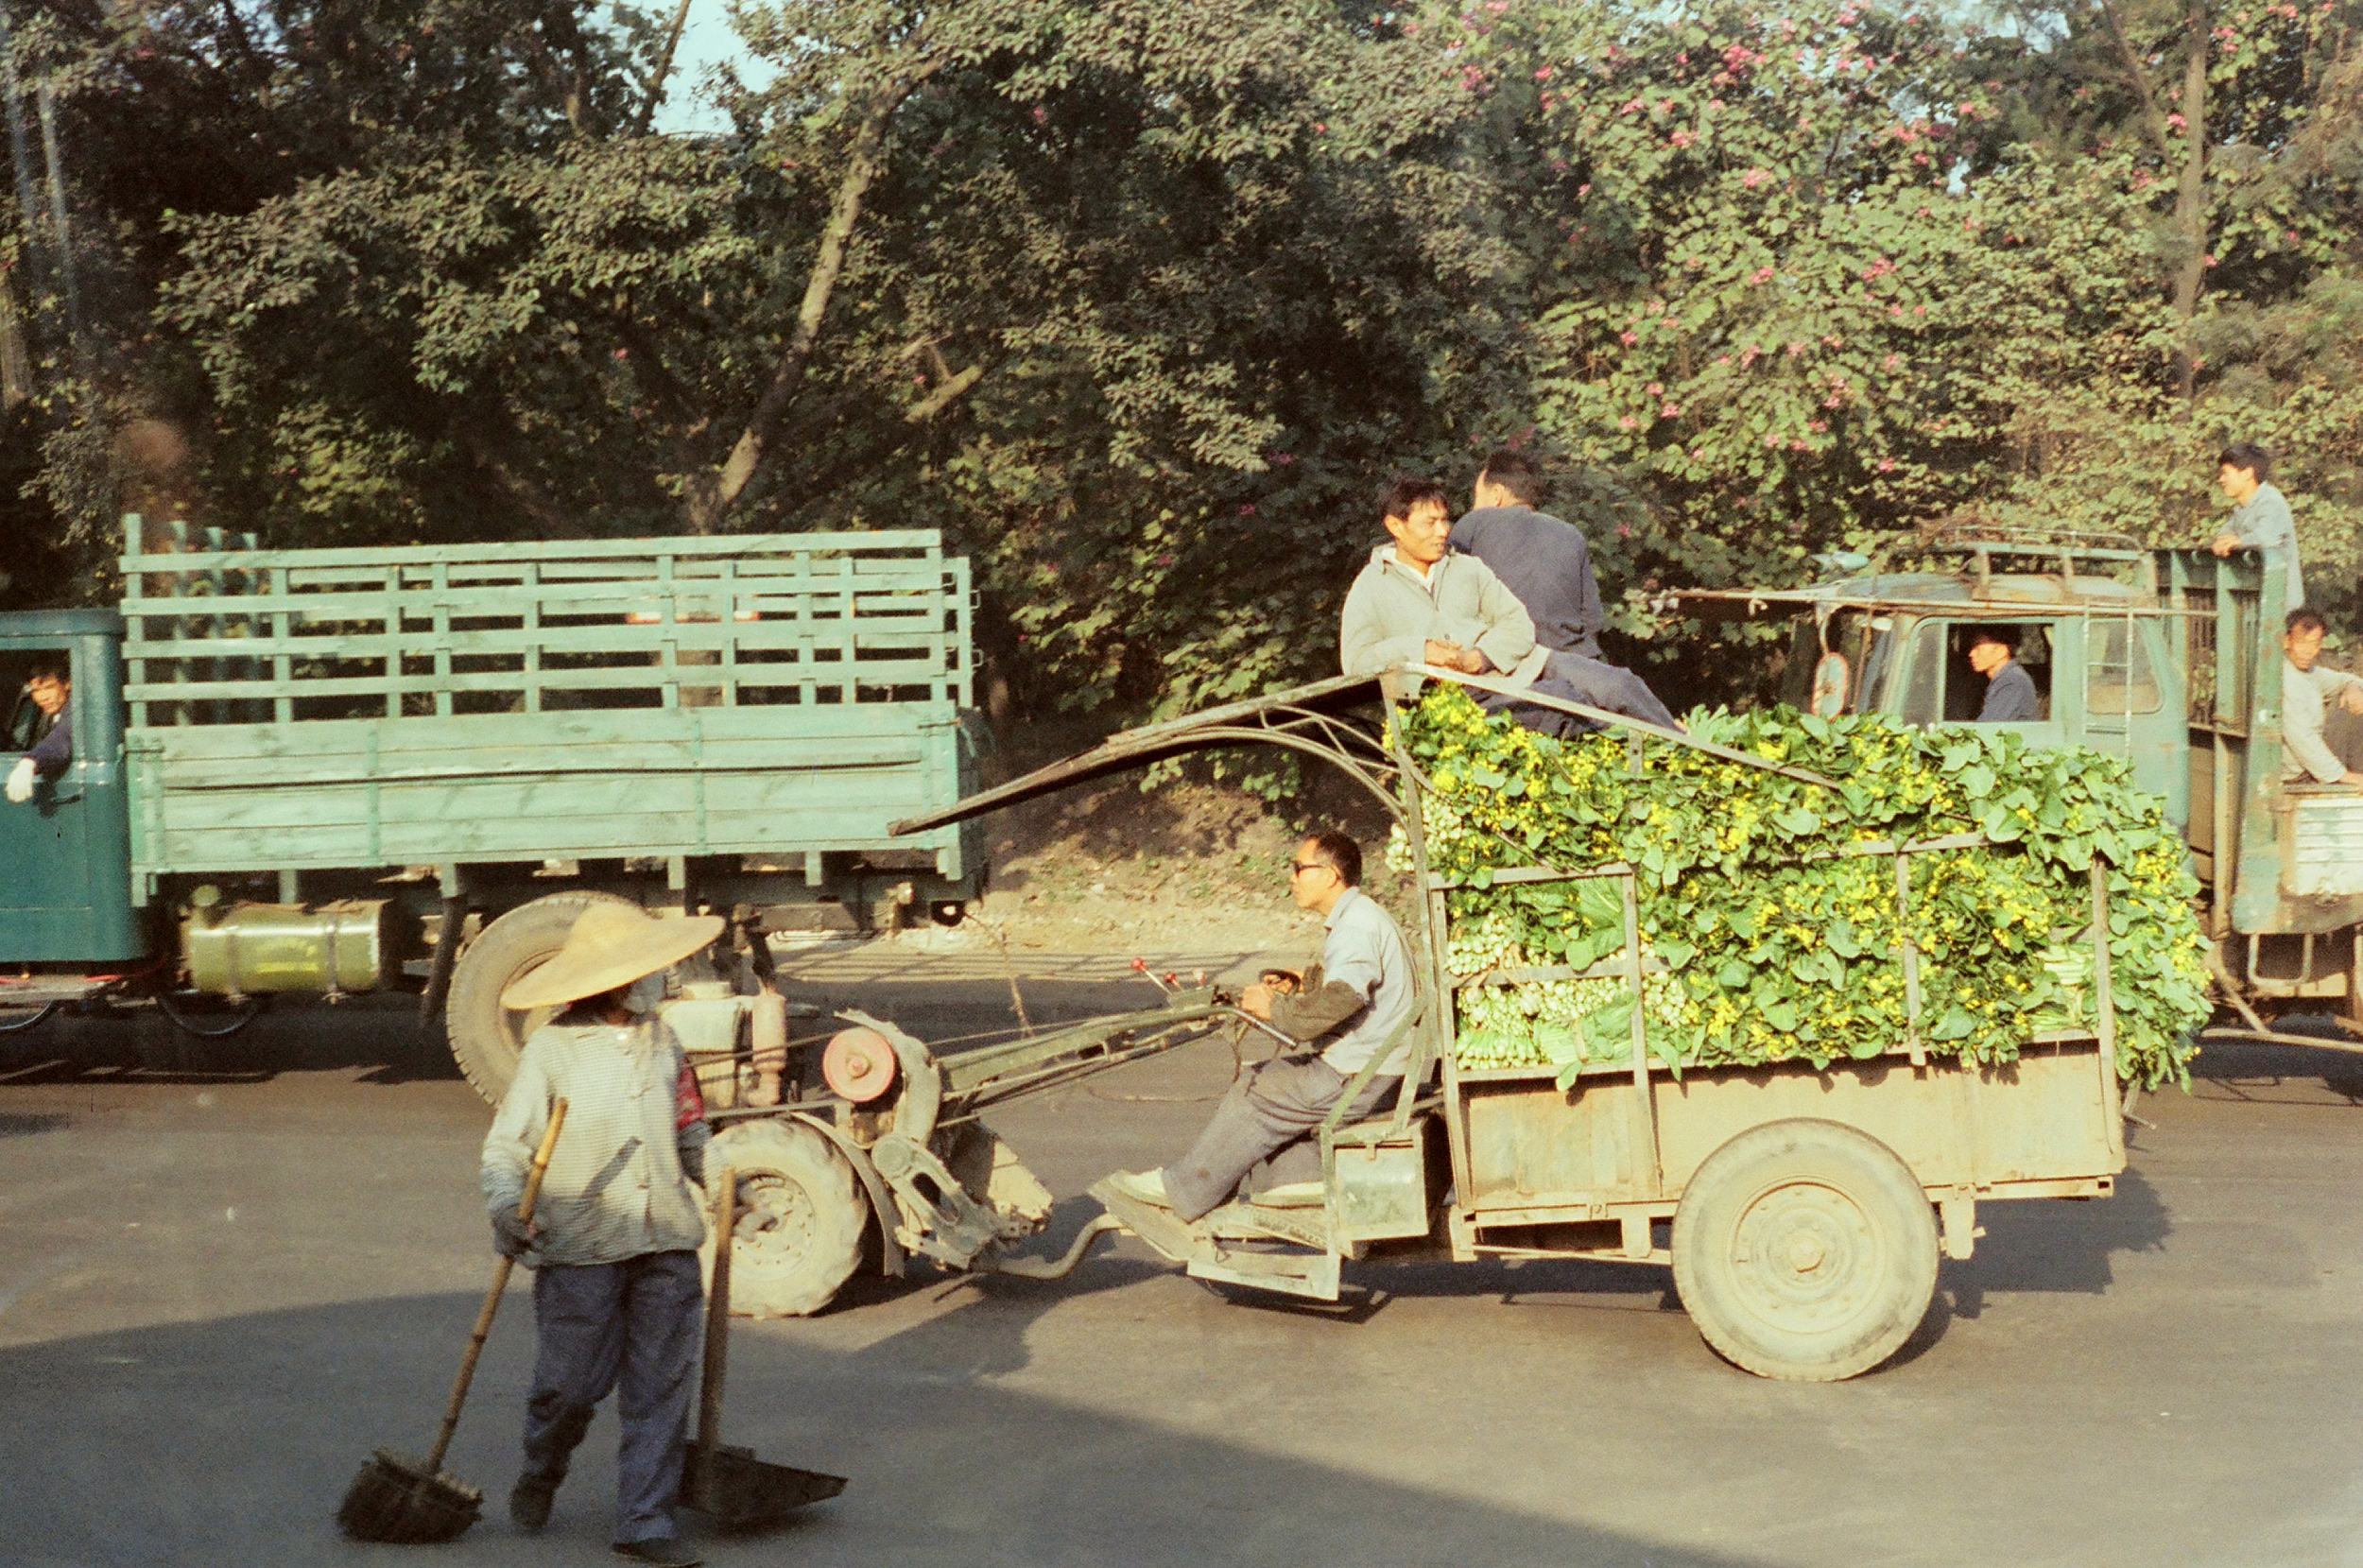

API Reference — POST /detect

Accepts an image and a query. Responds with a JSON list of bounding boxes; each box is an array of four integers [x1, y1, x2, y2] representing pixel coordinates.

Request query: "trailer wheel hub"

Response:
[[1729, 1180, 1878, 1331]]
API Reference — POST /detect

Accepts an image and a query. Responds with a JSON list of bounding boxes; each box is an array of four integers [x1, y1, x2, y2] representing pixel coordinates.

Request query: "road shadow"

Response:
[[0, 1288, 1778, 1568], [2187, 1032, 2363, 1109], [0, 995, 462, 1091]]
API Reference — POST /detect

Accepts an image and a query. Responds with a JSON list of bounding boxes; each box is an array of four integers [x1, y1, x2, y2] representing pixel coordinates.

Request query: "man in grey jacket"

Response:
[[1339, 475, 1679, 733], [483, 904, 725, 1568], [2209, 441, 2305, 610]]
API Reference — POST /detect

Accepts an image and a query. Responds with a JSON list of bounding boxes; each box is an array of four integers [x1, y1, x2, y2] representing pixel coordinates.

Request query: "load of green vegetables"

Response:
[[1388, 685, 2207, 1090]]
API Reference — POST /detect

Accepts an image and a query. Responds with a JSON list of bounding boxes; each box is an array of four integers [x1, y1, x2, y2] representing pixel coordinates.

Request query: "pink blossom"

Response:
[[1661, 402, 1682, 418], [1670, 129, 1695, 148], [1708, 97, 1725, 110], [1157, 552, 1178, 567], [1615, 522, 1635, 539], [1313, 121, 1328, 133], [1031, 105, 1049, 126], [1913, 303, 1926, 315], [1808, 420, 1828, 432], [2203, 252, 2218, 267], [1877, 458, 1896, 473], [612, 347, 630, 361], [2165, 112, 2187, 131], [1912, 152, 1931, 166], [1882, 353, 1903, 370], [1658, 97, 1674, 112], [1618, 415, 1639, 429], [1751, 266, 1775, 284], [1620, 330, 1640, 346], [1271, 453, 1296, 466], [1577, 182, 1592, 197], [1785, 340, 1807, 356], [2287, 228, 2302, 243], [1647, 381, 1664, 395], [1620, 98, 1645, 115], [1535, 66, 1555, 81], [1238, 504, 1258, 517], [1716, 354, 1733, 367], [1741, 168, 1768, 189]]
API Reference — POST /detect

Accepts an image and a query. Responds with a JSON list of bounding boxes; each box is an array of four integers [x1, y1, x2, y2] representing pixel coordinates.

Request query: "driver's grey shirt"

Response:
[[1310, 886, 1417, 1077]]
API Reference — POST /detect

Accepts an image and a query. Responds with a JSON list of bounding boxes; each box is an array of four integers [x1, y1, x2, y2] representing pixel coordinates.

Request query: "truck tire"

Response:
[[1671, 1118, 1938, 1382], [445, 890, 640, 1106], [703, 1119, 870, 1318]]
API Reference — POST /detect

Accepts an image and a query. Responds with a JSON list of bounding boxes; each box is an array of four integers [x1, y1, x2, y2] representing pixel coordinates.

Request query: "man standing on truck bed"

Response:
[[1108, 830, 1414, 1221], [4, 661, 71, 804], [482, 904, 724, 1568], [2209, 441, 2305, 610], [2279, 610, 2363, 787], [1451, 449, 1605, 660]]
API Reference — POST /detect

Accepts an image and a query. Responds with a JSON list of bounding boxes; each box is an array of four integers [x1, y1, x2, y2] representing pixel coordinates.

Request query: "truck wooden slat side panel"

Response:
[[112, 520, 975, 903]]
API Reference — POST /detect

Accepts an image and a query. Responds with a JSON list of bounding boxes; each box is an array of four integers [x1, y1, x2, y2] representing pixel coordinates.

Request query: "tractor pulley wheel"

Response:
[[821, 1026, 898, 1103]]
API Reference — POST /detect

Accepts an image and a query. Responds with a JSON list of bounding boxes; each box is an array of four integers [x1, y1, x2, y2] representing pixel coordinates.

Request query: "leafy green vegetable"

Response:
[[1393, 686, 2207, 1089]]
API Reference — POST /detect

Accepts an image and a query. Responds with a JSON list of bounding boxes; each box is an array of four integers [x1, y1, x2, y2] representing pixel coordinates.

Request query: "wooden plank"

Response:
[[120, 527, 953, 573]]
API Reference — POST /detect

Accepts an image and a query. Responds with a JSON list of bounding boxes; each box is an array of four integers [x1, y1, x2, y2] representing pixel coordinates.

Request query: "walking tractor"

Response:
[[691, 673, 2164, 1383]]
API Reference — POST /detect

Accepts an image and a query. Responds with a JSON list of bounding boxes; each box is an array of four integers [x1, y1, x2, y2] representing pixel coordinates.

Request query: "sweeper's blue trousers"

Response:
[[521, 1249, 702, 1545]]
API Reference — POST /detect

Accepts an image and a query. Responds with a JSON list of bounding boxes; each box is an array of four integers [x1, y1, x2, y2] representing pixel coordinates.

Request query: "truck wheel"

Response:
[[445, 891, 639, 1106], [1671, 1118, 1938, 1382], [703, 1119, 870, 1318]]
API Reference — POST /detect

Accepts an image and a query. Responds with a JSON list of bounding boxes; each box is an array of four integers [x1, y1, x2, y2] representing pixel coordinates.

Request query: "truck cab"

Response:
[[1684, 526, 2363, 1032], [0, 611, 145, 966]]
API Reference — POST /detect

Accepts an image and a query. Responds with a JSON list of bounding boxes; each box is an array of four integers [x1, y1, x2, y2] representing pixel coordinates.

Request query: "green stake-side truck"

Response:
[[1676, 526, 2363, 1045], [0, 519, 983, 1100]]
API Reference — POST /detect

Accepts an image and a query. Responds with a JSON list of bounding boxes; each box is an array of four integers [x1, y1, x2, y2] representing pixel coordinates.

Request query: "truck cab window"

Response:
[[1943, 624, 2051, 722], [2, 652, 68, 751], [2086, 620, 2163, 716]]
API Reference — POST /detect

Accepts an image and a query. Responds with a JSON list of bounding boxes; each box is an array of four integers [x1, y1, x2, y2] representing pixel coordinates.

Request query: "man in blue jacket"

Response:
[[1451, 449, 1605, 659], [5, 662, 72, 804]]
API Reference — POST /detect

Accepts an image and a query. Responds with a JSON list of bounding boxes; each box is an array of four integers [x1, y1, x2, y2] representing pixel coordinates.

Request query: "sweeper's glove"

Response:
[[491, 1208, 538, 1260], [4, 757, 33, 804]]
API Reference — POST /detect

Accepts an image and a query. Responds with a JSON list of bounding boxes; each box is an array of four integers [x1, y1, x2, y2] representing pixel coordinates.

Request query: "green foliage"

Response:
[[1392, 685, 2209, 1089], [2, 0, 2358, 717]]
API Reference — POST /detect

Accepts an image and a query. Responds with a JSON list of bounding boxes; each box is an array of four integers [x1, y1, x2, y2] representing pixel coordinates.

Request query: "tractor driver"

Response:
[[4, 661, 72, 804], [1108, 829, 1415, 1222]]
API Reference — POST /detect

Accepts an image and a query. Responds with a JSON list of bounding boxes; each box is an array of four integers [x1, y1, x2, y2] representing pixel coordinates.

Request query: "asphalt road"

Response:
[[3, 942, 2361, 1568]]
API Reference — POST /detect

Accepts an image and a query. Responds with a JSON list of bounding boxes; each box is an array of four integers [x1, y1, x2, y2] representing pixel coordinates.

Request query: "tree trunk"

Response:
[[2168, 1, 2210, 404], [681, 54, 941, 533]]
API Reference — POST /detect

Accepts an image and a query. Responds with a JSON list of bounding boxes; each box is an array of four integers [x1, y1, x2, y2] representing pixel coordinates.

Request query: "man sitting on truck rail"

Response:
[[1450, 448, 1606, 660], [2209, 441, 2305, 610], [1340, 474, 1681, 735], [3, 661, 71, 804], [2279, 610, 2363, 787], [1108, 830, 1415, 1222]]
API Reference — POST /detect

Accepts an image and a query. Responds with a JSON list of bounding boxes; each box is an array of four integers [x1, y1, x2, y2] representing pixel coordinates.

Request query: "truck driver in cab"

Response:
[[4, 661, 71, 804]]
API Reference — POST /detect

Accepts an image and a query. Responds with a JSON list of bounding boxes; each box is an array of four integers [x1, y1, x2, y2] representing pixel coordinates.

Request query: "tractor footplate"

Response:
[[1088, 1181, 1344, 1302]]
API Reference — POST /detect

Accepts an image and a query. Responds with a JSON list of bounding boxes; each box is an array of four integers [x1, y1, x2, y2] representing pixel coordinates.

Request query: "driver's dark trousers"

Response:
[[1159, 1053, 1398, 1222]]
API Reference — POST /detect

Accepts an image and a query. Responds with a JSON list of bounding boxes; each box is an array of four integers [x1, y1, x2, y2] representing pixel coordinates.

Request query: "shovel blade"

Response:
[[683, 1443, 847, 1528]]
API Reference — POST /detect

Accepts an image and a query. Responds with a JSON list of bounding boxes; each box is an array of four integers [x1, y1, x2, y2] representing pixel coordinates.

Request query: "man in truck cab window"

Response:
[[2209, 441, 2305, 610], [4, 661, 71, 804], [1967, 629, 2042, 723], [2279, 610, 2363, 787]]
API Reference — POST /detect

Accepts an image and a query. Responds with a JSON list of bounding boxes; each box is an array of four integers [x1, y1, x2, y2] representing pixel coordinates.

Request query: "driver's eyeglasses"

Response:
[[1289, 861, 1329, 877]]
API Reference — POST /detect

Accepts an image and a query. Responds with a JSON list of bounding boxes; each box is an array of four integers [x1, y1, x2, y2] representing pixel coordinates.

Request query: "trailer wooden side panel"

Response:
[[1457, 1040, 2123, 1213]]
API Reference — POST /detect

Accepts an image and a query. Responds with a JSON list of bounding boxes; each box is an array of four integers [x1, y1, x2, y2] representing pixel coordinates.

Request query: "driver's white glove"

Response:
[[4, 757, 33, 803]]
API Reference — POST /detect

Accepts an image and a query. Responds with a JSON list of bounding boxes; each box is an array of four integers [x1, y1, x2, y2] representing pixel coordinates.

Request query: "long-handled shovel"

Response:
[[681, 1164, 847, 1527], [336, 1099, 569, 1543]]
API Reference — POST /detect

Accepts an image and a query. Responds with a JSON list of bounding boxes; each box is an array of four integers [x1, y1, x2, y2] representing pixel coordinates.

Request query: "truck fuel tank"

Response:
[[181, 888, 394, 996]]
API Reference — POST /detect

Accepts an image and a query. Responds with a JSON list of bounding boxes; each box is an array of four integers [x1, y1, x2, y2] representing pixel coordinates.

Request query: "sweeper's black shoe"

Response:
[[508, 1475, 556, 1533], [613, 1537, 701, 1567]]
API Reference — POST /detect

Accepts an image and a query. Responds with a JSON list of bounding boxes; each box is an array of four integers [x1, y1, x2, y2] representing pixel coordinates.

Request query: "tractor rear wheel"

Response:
[[703, 1119, 871, 1318]]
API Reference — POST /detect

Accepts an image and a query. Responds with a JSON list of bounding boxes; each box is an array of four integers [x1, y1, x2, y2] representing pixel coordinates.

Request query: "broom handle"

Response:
[[425, 1097, 568, 1472], [697, 1164, 735, 1465]]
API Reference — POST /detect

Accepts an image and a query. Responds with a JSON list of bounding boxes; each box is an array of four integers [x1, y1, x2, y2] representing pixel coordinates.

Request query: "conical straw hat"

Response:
[[500, 905, 727, 1011]]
